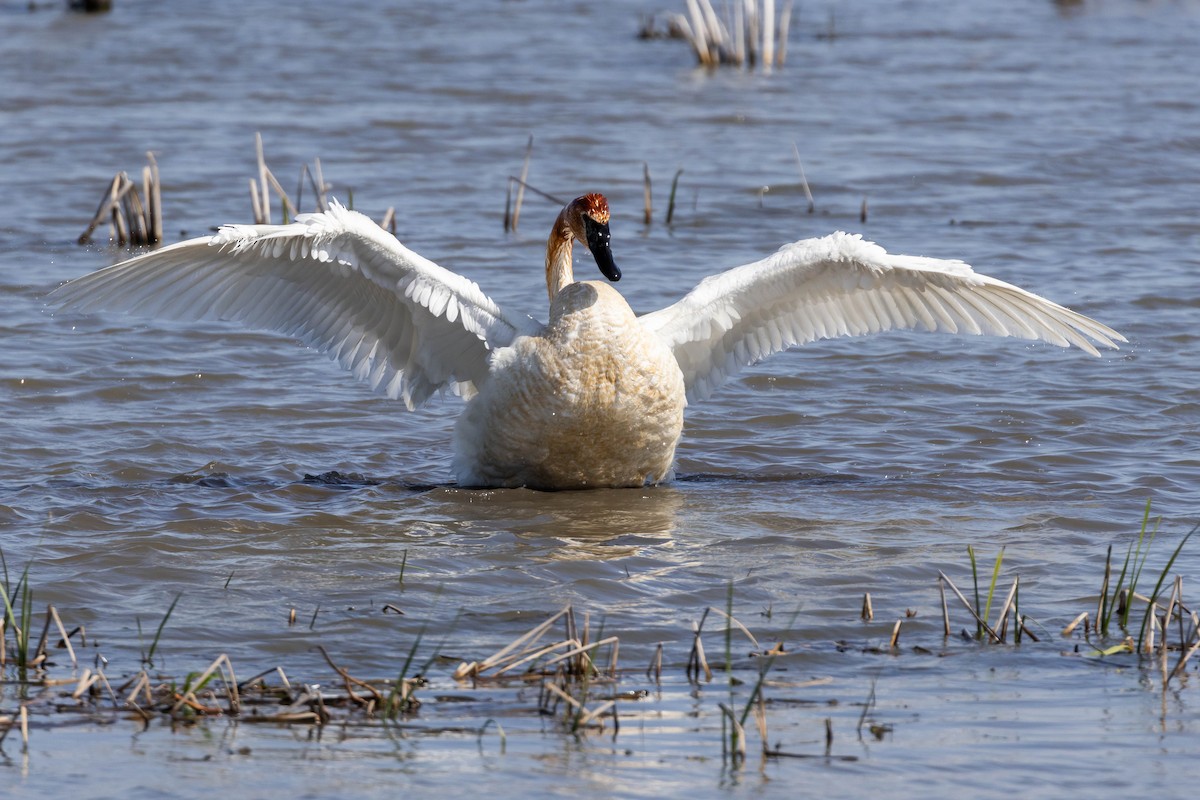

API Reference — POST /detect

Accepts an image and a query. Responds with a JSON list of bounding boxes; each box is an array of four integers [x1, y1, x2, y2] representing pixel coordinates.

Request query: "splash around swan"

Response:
[[49, 194, 1125, 489]]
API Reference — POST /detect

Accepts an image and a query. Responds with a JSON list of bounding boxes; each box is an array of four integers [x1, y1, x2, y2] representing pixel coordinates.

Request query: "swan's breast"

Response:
[[452, 281, 685, 489]]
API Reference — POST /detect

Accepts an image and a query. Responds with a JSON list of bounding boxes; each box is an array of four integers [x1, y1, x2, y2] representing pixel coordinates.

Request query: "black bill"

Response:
[[583, 216, 621, 282]]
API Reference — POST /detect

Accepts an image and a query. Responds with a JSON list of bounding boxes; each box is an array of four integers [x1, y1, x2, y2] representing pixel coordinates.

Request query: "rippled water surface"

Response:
[[2, 0, 1199, 796]]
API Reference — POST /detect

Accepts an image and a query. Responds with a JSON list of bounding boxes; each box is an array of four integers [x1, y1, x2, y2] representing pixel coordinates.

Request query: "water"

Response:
[[2, 0, 1199, 796]]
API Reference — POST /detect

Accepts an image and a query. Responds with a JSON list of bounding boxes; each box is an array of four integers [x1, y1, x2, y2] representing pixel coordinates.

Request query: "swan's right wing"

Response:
[[639, 232, 1125, 402], [49, 201, 538, 409]]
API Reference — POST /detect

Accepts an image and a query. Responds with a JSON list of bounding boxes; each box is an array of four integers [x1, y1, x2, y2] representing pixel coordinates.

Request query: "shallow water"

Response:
[[2, 0, 1199, 796]]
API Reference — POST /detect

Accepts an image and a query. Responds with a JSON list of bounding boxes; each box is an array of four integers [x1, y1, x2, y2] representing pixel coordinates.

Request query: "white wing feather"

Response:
[[49, 201, 537, 409], [640, 232, 1126, 402]]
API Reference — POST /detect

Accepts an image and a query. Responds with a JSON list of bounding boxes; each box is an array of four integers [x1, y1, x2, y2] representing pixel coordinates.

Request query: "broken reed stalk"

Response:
[[110, 176, 129, 244], [503, 177, 568, 234], [146, 153, 162, 242], [888, 620, 902, 649], [48, 605, 76, 668], [1062, 611, 1089, 638], [707, 605, 762, 651], [254, 132, 270, 224], [753, 684, 769, 749], [939, 576, 951, 637], [718, 702, 747, 762], [938, 570, 1003, 643], [1171, 623, 1200, 681], [249, 179, 263, 224], [264, 168, 300, 223], [647, 642, 663, 683], [686, 608, 713, 683], [317, 645, 384, 710], [509, 135, 534, 232], [792, 142, 814, 213], [994, 577, 1019, 643], [380, 207, 397, 235], [861, 592, 873, 621]]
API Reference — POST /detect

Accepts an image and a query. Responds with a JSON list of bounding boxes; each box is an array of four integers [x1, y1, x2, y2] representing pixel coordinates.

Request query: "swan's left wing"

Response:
[[49, 201, 538, 409], [639, 232, 1126, 402]]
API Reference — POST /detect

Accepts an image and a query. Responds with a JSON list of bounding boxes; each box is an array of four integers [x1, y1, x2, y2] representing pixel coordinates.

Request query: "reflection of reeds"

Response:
[[68, 0, 112, 13], [669, 0, 794, 70]]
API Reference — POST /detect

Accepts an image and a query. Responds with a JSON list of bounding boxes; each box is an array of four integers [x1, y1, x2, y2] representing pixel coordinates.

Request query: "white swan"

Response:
[[50, 193, 1125, 489]]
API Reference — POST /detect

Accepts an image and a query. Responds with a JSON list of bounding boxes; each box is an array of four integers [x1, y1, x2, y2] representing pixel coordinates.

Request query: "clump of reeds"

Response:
[[667, 0, 794, 70], [77, 135, 401, 249], [935, 503, 1200, 686], [454, 605, 622, 733], [248, 133, 396, 233], [1067, 502, 1200, 682], [938, 545, 1036, 644], [78, 152, 163, 247]]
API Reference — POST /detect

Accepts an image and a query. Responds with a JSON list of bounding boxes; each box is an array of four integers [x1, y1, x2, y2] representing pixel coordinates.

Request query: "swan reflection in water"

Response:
[[51, 193, 1125, 490]]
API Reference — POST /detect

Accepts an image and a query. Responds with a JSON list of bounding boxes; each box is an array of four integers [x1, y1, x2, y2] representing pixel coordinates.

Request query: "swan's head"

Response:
[[570, 193, 621, 283]]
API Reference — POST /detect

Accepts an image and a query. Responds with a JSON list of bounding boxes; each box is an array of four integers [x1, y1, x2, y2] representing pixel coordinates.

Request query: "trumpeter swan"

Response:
[[50, 193, 1125, 489]]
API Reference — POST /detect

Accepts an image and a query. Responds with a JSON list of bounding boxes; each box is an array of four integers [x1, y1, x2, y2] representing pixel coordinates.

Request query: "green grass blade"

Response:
[[146, 592, 182, 666], [983, 547, 1005, 629], [1098, 544, 1113, 636]]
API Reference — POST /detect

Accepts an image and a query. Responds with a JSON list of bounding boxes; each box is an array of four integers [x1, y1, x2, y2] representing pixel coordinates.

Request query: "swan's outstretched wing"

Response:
[[639, 232, 1126, 402], [49, 201, 537, 409]]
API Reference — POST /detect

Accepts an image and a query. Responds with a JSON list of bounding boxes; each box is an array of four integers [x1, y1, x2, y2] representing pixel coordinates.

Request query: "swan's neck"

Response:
[[545, 207, 575, 304]]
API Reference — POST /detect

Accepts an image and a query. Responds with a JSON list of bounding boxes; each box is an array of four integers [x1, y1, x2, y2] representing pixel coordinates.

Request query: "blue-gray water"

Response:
[[1, 1, 1198, 797]]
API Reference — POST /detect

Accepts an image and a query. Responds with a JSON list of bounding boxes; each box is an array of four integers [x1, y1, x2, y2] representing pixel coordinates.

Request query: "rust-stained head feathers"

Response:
[[578, 193, 610, 225]]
